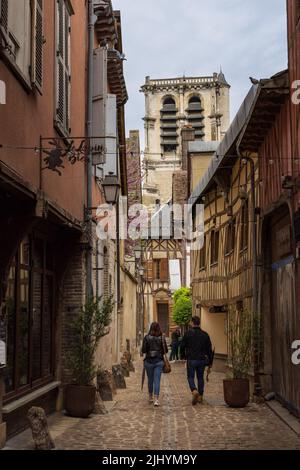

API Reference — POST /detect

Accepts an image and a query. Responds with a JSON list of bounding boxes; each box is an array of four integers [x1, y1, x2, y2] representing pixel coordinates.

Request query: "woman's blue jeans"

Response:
[[144, 360, 164, 396]]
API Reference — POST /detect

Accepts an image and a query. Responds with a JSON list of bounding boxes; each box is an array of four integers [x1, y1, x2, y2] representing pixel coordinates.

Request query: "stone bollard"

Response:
[[93, 391, 108, 415], [27, 407, 55, 450], [109, 370, 117, 396], [120, 356, 130, 377], [123, 351, 135, 372], [97, 369, 114, 401], [112, 364, 126, 389]]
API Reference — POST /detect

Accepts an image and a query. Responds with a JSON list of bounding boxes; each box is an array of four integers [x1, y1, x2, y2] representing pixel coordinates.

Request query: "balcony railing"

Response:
[[149, 76, 215, 86]]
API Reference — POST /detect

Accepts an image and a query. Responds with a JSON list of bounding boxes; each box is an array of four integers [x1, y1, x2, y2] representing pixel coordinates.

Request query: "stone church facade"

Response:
[[140, 74, 230, 208]]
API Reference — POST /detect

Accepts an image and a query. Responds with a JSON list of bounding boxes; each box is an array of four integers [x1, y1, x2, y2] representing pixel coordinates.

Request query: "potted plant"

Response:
[[64, 296, 114, 418], [223, 306, 259, 408]]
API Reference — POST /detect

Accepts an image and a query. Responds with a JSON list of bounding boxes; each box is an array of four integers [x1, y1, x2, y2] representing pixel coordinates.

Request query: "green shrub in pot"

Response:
[[65, 296, 114, 417]]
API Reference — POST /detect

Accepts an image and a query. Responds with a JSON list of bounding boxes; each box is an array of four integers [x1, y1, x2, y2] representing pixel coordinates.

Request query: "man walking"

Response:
[[181, 316, 213, 405], [169, 328, 180, 361]]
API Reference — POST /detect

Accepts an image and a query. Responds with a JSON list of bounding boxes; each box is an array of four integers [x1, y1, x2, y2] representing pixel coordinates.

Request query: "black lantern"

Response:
[[134, 245, 142, 260], [102, 173, 121, 205], [139, 265, 145, 277]]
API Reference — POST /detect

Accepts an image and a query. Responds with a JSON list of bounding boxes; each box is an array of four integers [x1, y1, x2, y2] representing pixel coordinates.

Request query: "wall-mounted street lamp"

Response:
[[139, 266, 145, 277], [102, 172, 121, 205], [134, 245, 142, 261]]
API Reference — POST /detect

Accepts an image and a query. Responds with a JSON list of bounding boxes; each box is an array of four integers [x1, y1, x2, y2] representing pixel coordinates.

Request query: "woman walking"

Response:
[[142, 322, 168, 407]]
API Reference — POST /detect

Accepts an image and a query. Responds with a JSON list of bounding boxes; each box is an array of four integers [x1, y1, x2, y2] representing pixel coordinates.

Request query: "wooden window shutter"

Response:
[[64, 5, 70, 132], [0, 0, 8, 32], [56, 0, 65, 127], [56, 0, 71, 133], [160, 259, 169, 281], [92, 48, 108, 166], [31, 0, 44, 93]]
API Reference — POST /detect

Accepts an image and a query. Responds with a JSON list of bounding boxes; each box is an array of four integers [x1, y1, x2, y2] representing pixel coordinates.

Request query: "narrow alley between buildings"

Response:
[[4, 361, 300, 451]]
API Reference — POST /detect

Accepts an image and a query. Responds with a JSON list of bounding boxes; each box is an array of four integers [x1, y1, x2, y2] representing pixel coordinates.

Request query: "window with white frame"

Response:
[[0, 0, 44, 90], [55, 0, 72, 136]]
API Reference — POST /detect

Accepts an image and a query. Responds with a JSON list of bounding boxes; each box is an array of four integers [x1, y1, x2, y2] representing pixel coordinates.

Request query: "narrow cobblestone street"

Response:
[[5, 361, 300, 451]]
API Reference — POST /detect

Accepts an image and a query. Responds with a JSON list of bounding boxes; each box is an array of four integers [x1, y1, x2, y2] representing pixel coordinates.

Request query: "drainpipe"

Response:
[[236, 145, 261, 396], [116, 199, 121, 306], [86, 0, 94, 299]]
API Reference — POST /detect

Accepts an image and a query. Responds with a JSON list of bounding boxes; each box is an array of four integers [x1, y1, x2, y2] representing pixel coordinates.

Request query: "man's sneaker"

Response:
[[149, 395, 153, 403], [192, 389, 200, 405], [198, 394, 204, 404], [154, 399, 160, 407]]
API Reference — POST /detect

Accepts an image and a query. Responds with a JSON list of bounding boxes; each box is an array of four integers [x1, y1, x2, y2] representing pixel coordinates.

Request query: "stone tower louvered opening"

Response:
[[160, 97, 178, 153], [186, 96, 205, 140]]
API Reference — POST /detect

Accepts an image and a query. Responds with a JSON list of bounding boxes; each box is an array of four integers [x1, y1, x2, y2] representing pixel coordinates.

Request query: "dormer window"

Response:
[[187, 96, 205, 140], [160, 97, 178, 153]]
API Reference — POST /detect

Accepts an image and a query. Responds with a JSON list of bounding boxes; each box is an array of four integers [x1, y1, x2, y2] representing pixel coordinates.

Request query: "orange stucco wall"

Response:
[[0, 0, 87, 221]]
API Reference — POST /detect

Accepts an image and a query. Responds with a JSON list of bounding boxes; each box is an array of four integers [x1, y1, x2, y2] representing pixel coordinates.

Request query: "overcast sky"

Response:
[[113, 0, 288, 145]]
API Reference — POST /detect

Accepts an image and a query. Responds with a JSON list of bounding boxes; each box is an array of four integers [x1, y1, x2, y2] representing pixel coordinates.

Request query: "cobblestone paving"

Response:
[[5, 361, 300, 450]]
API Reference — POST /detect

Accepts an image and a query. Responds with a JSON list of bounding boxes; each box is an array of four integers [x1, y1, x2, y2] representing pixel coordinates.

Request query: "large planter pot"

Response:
[[64, 384, 96, 418], [223, 378, 250, 408]]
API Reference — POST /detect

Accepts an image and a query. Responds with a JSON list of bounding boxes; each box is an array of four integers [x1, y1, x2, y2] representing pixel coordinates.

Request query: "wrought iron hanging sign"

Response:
[[40, 136, 109, 176]]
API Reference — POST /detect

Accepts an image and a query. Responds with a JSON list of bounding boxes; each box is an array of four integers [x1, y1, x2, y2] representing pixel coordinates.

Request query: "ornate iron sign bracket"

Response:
[[40, 136, 112, 176]]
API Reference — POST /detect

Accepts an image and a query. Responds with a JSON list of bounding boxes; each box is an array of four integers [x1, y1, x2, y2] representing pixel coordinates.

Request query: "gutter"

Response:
[[86, 0, 95, 299]]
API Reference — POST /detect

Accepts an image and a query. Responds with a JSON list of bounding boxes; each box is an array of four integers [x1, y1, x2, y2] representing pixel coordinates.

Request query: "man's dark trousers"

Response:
[[187, 359, 207, 395]]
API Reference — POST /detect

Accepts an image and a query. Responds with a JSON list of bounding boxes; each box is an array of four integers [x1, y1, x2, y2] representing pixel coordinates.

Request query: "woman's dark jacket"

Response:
[[142, 335, 168, 363]]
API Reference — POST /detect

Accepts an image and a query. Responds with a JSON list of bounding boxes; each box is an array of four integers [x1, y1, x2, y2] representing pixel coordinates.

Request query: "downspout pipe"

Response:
[[86, 0, 94, 299], [236, 144, 261, 396]]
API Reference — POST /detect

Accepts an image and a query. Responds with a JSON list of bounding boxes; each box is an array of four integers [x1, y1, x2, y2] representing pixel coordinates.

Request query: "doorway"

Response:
[[157, 302, 169, 336]]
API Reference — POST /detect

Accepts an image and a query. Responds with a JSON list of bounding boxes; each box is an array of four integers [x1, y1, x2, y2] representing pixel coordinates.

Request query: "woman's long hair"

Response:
[[148, 322, 162, 337]]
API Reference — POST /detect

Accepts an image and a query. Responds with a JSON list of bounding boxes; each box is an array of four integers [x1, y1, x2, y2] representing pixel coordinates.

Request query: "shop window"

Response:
[[3, 235, 54, 401]]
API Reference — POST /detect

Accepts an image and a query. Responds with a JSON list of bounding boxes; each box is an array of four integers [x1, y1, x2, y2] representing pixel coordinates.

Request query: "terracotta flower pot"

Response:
[[64, 384, 96, 418], [223, 378, 250, 408]]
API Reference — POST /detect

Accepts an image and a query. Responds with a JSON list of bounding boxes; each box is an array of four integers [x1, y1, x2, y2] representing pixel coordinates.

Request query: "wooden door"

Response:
[[270, 209, 300, 416], [157, 303, 169, 337]]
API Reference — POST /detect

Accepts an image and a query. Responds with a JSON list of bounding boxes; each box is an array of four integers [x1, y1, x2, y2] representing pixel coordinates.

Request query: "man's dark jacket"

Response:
[[180, 327, 213, 365]]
